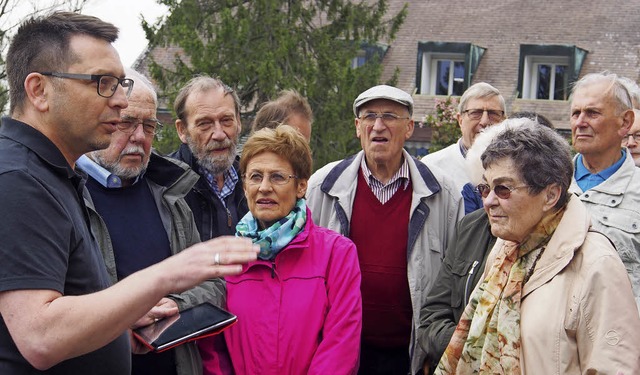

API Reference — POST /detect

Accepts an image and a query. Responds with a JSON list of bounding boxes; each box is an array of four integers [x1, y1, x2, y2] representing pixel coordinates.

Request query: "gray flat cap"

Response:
[[353, 85, 414, 116]]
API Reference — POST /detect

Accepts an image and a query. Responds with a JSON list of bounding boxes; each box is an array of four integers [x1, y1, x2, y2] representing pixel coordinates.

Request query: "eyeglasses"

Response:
[[358, 112, 411, 125], [117, 116, 163, 136], [39, 72, 134, 98], [462, 109, 505, 122], [245, 172, 298, 186], [475, 183, 529, 199], [622, 133, 640, 145]]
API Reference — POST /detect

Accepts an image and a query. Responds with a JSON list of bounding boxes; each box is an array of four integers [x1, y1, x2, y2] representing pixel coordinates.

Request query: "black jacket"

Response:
[[169, 143, 248, 241], [416, 208, 496, 374]]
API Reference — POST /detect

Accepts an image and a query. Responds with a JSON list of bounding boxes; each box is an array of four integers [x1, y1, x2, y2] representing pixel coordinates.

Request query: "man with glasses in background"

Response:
[[307, 85, 463, 375], [0, 12, 257, 374], [619, 77, 640, 167], [421, 82, 506, 207], [622, 109, 640, 167], [569, 72, 640, 310], [77, 68, 220, 375]]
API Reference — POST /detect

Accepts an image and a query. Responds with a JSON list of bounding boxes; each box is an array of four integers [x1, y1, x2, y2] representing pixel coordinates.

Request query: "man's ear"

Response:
[[404, 119, 415, 140], [619, 109, 634, 137], [175, 119, 188, 144], [24, 73, 49, 112]]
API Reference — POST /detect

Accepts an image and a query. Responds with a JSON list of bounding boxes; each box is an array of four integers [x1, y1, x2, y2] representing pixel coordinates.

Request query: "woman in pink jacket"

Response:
[[201, 125, 362, 375]]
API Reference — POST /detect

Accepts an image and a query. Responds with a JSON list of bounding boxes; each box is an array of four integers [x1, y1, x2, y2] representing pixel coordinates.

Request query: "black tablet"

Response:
[[132, 302, 237, 352]]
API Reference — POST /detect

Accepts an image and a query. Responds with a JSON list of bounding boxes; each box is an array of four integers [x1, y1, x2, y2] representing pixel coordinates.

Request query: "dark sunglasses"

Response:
[[475, 183, 529, 199]]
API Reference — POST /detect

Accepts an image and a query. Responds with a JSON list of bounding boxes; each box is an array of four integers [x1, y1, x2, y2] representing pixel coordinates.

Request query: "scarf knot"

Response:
[[236, 198, 307, 260], [435, 205, 565, 374]]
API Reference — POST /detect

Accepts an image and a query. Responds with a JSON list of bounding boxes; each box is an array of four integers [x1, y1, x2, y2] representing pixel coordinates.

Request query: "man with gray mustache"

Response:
[[77, 68, 219, 375], [170, 75, 249, 242]]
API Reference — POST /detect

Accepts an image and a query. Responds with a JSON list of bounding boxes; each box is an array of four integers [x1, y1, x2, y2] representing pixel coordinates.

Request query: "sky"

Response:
[[3, 0, 169, 67], [83, 0, 169, 66]]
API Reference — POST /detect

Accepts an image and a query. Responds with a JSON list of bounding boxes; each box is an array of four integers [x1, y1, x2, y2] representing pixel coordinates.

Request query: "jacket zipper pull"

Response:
[[464, 260, 480, 307], [271, 261, 277, 278], [226, 207, 232, 227], [469, 260, 479, 276]]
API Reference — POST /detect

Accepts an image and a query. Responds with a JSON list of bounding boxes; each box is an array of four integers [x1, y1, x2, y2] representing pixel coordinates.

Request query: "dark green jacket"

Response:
[[416, 208, 496, 374]]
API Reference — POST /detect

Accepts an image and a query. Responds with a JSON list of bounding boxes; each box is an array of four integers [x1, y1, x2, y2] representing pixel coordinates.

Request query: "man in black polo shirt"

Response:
[[0, 12, 257, 374]]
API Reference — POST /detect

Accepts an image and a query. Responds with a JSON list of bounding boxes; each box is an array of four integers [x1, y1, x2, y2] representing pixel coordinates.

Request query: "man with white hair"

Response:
[[77, 69, 219, 375], [422, 82, 506, 198], [569, 72, 640, 308], [619, 77, 640, 166], [622, 109, 640, 167]]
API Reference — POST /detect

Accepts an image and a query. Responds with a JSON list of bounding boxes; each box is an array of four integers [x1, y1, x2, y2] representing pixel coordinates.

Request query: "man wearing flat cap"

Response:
[[307, 85, 463, 375]]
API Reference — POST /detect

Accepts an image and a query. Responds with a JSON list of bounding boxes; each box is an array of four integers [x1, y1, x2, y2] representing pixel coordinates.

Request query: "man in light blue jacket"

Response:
[[569, 72, 640, 310]]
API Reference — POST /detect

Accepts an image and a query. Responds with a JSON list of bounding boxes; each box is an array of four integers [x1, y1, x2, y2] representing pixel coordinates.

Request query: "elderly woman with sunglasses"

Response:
[[206, 125, 362, 375], [434, 120, 640, 374]]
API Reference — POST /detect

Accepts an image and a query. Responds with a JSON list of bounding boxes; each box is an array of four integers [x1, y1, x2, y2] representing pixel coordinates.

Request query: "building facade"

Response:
[[135, 0, 640, 153], [380, 0, 639, 151]]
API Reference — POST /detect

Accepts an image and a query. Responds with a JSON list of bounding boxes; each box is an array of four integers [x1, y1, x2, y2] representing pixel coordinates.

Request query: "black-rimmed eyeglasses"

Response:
[[475, 183, 529, 199], [39, 72, 134, 98]]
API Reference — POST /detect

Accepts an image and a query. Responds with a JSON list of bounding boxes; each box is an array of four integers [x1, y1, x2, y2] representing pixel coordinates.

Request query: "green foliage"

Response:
[[423, 97, 460, 153], [153, 122, 181, 155], [143, 0, 407, 169]]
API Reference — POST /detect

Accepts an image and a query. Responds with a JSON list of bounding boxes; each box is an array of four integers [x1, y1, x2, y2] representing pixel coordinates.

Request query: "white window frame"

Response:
[[522, 55, 569, 100], [420, 53, 465, 95]]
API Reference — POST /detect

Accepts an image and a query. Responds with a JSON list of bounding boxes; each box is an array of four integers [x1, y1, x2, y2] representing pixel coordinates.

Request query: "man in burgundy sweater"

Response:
[[307, 85, 463, 375]]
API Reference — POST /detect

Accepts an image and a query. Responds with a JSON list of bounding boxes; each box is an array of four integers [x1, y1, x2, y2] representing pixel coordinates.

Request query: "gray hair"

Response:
[[571, 72, 633, 114], [174, 75, 241, 122], [618, 76, 640, 109], [466, 116, 556, 186], [481, 119, 573, 210], [125, 68, 157, 107], [458, 82, 506, 113]]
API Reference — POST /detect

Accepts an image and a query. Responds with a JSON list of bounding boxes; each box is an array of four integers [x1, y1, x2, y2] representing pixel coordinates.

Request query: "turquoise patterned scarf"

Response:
[[236, 198, 307, 260]]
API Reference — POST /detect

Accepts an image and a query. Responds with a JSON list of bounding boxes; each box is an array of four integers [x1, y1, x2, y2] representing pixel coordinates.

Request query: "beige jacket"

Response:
[[570, 150, 640, 310], [483, 196, 640, 374]]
